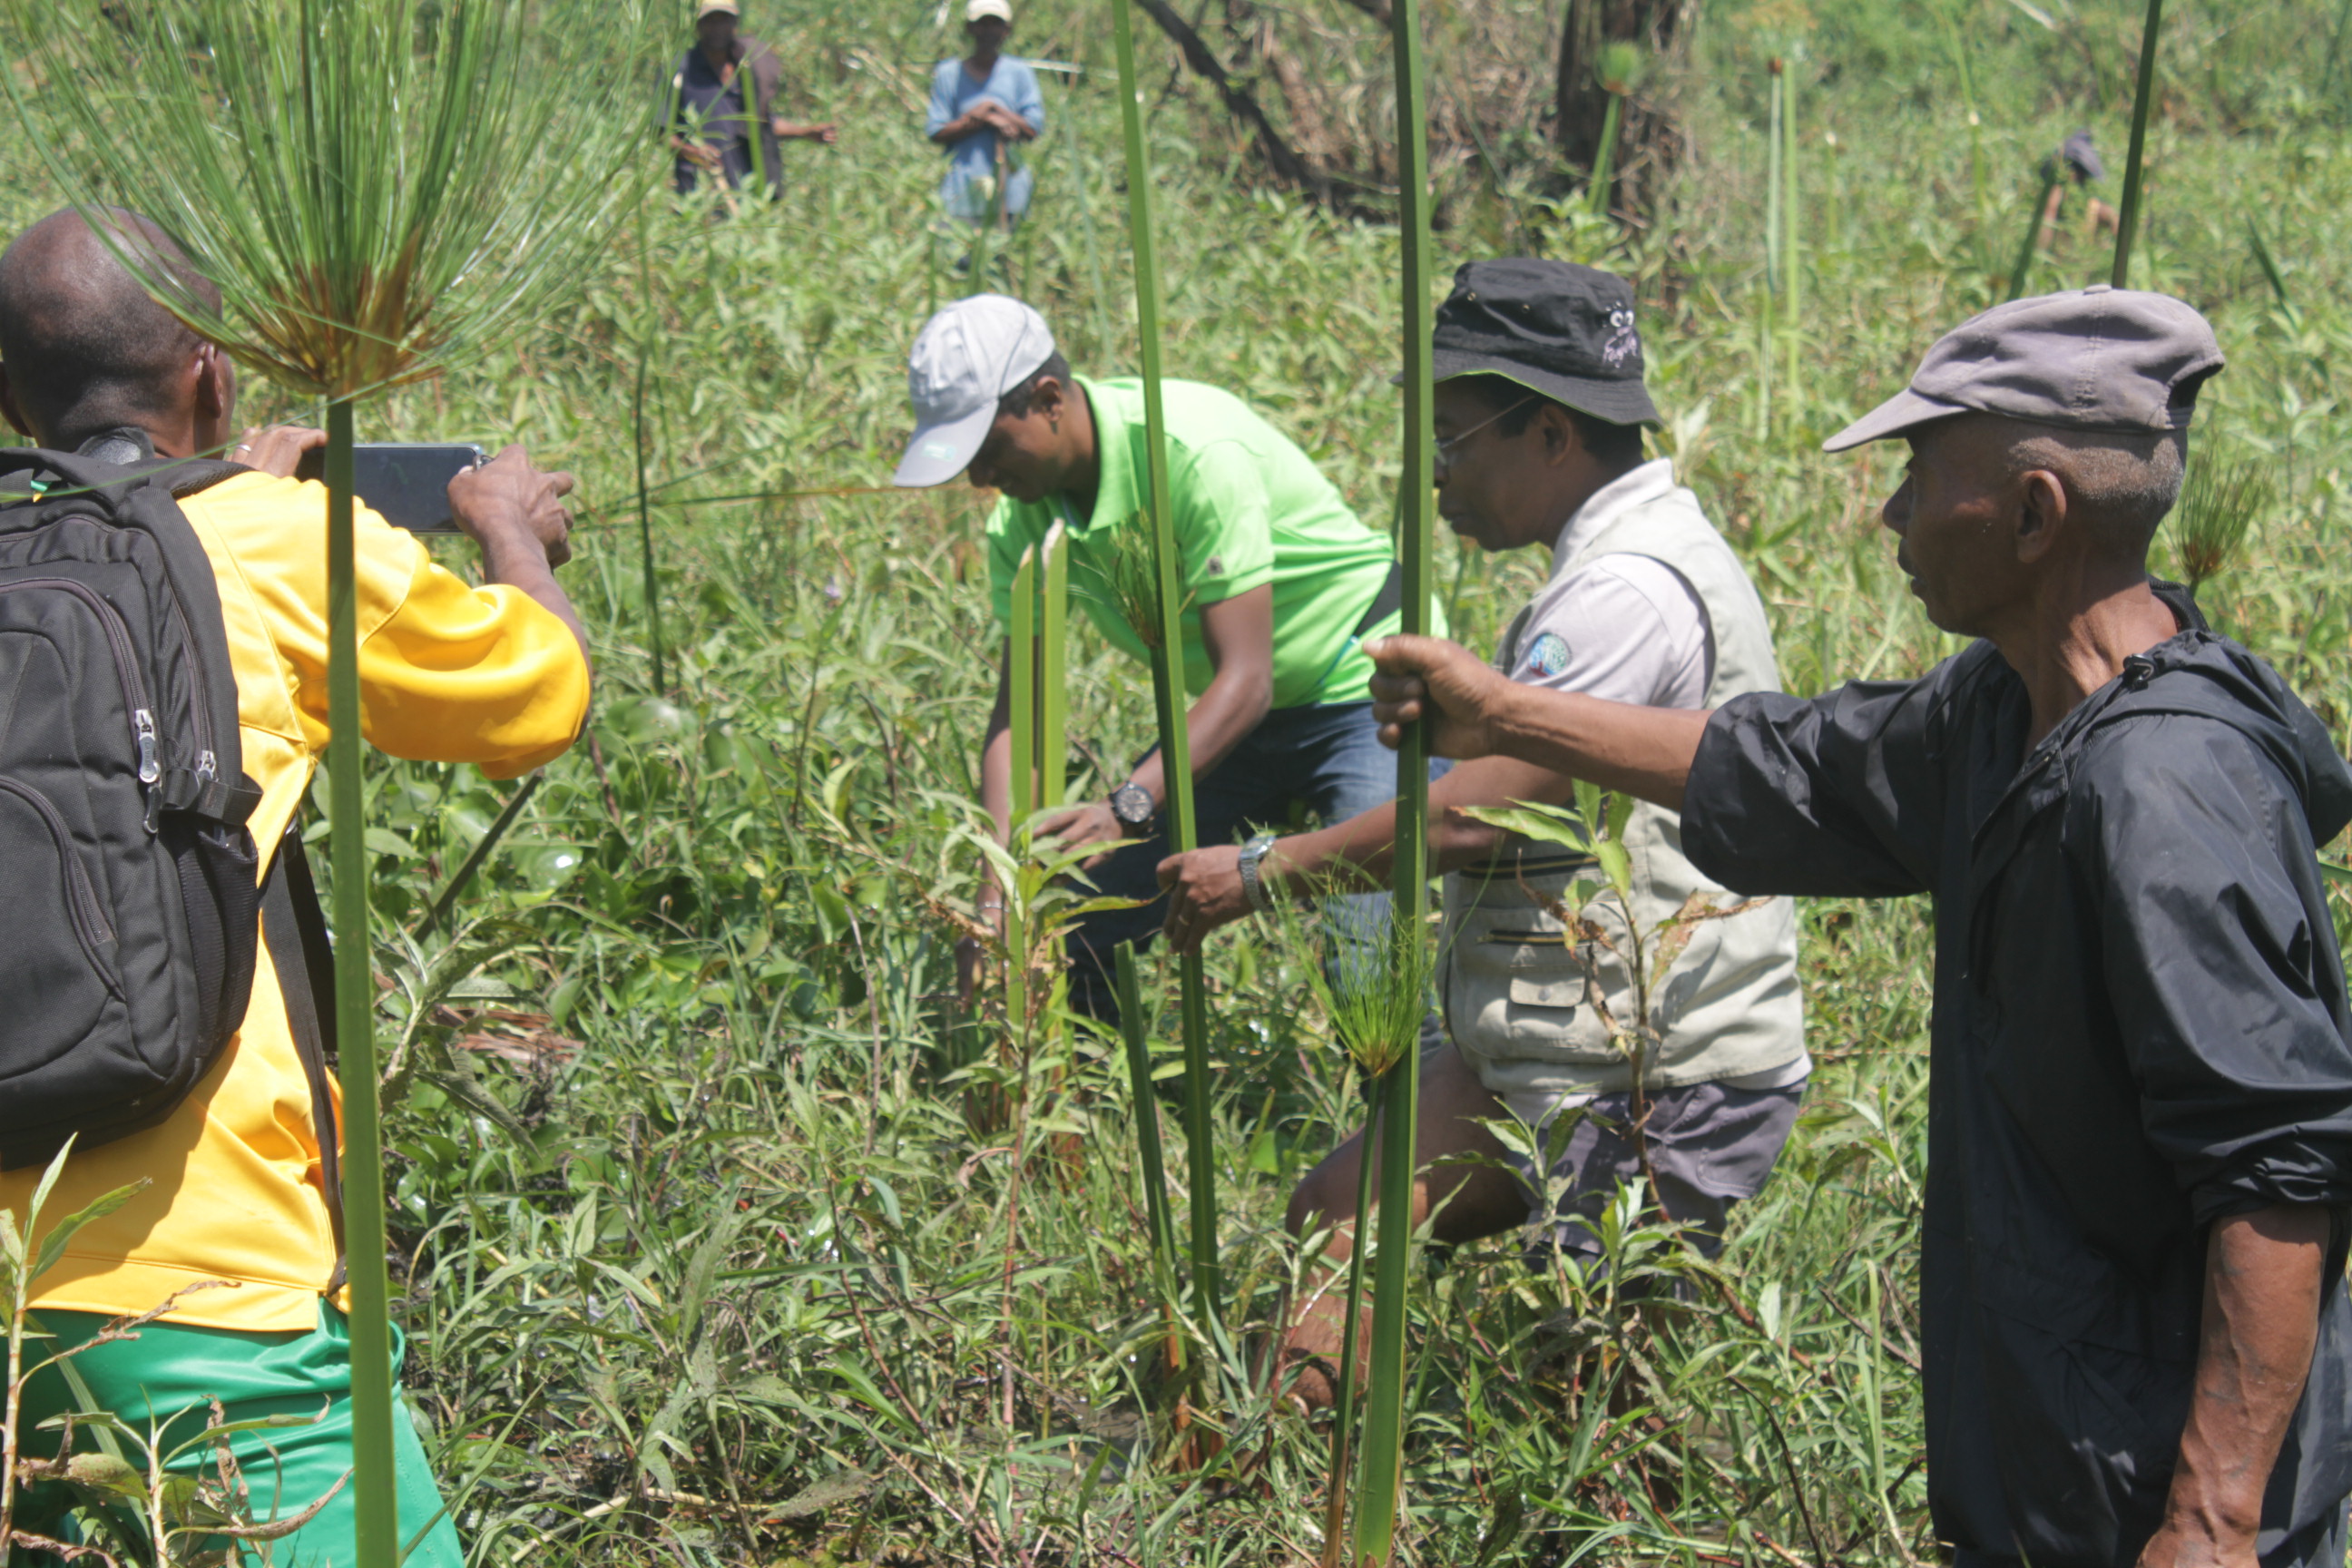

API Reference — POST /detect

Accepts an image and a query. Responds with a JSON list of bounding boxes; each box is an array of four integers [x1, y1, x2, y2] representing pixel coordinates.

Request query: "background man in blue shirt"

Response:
[[926, 0, 1044, 229]]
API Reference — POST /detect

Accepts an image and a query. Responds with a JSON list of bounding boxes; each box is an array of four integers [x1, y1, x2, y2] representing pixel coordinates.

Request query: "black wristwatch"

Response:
[[1110, 781, 1155, 828]]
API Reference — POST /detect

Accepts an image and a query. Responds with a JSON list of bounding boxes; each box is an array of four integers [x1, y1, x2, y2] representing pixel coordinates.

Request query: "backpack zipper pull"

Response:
[[133, 708, 160, 784]]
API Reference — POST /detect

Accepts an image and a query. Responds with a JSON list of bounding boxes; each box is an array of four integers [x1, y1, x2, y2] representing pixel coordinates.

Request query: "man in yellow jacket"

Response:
[[0, 209, 591, 1561]]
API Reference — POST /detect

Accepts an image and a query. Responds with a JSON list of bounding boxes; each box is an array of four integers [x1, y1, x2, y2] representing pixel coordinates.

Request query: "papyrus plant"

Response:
[[2112, 0, 2165, 286], [1354, 0, 1438, 1554], [1108, 0, 1224, 1331], [2170, 451, 2274, 596], [1265, 886, 1433, 1568], [0, 3, 652, 1560]]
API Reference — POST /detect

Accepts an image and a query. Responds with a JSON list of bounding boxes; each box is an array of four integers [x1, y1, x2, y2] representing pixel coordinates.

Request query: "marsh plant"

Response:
[[2171, 451, 2277, 596], [1110, 0, 1224, 1331], [1265, 887, 1436, 1567]]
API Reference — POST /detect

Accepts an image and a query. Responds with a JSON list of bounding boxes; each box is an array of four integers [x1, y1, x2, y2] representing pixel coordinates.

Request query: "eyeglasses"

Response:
[[1433, 394, 1538, 467]]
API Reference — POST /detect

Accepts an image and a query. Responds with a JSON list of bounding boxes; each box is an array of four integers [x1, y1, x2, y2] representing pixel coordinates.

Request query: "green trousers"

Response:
[[11, 1302, 463, 1566]]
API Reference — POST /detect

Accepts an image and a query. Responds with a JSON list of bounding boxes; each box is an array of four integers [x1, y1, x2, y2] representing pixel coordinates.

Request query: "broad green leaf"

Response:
[[31, 1179, 150, 1284], [1456, 803, 1593, 854]]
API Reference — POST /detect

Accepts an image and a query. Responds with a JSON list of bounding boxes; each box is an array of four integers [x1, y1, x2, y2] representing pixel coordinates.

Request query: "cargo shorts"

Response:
[[1500, 1075, 1805, 1271]]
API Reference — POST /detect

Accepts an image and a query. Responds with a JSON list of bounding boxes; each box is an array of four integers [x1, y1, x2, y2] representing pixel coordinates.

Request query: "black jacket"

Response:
[[1683, 585, 2352, 1566]]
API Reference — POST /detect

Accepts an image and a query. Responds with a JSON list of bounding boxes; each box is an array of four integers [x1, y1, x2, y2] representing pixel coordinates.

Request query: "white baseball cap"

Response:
[[893, 295, 1055, 487], [965, 0, 1013, 22]]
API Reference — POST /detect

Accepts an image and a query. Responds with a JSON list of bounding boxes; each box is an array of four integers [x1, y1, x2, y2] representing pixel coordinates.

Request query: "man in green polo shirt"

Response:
[[894, 293, 1446, 1018]]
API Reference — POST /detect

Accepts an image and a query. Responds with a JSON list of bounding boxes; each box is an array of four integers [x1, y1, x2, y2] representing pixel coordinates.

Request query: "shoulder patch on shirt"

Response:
[[1523, 631, 1572, 677]]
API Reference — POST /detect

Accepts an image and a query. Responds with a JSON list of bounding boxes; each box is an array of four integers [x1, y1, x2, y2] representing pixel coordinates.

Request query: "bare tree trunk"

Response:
[[1555, 0, 1690, 215]]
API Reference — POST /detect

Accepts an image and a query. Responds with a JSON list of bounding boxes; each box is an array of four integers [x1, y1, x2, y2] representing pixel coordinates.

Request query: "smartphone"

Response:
[[292, 443, 485, 534]]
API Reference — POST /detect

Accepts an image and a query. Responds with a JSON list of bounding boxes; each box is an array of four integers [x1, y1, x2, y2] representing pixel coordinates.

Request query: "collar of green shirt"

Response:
[[1051, 375, 1142, 537]]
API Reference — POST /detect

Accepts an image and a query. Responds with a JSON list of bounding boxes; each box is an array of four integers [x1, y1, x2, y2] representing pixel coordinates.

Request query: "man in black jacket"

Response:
[[1360, 287, 2352, 1568]]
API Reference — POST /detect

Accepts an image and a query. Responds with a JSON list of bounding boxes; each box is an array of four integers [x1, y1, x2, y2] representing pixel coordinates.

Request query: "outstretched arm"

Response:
[[1365, 633, 1708, 810], [1039, 583, 1274, 863], [2135, 1206, 2330, 1568], [1156, 753, 1566, 952]]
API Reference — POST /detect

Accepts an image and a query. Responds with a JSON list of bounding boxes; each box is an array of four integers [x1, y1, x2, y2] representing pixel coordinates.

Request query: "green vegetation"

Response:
[[0, 0, 2347, 1562]]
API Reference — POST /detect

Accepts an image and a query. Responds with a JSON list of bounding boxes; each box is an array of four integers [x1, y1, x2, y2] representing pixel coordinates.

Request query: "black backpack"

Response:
[[0, 436, 342, 1233]]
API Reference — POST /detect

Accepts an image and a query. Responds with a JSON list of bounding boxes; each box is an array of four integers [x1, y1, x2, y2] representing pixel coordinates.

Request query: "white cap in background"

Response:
[[893, 295, 1055, 487], [965, 0, 1013, 23]]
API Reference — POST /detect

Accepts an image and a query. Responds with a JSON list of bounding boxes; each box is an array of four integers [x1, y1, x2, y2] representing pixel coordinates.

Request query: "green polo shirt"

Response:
[[985, 376, 1438, 707]]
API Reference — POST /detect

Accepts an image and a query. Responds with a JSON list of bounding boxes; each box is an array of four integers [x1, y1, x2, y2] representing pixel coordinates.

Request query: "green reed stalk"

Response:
[[1319, 1071, 1386, 1568], [1113, 944, 1186, 1368], [1355, 0, 1436, 1554], [1781, 54, 1801, 405], [633, 350, 667, 694], [323, 394, 397, 1560], [1589, 95, 1623, 216], [1765, 61, 1783, 300], [1007, 544, 1038, 1036], [1112, 0, 1220, 1319], [1039, 524, 1069, 811], [2112, 0, 2165, 287], [1588, 44, 1641, 218], [2007, 157, 2063, 302]]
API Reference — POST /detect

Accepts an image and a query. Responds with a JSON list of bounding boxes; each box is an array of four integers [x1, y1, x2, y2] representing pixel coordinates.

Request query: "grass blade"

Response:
[[1113, 945, 1186, 1380], [2007, 157, 2063, 301], [1040, 523, 1070, 811], [1112, 0, 1220, 1322], [2112, 0, 2166, 287]]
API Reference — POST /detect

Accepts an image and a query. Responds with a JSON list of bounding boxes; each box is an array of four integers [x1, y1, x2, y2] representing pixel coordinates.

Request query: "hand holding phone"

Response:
[[291, 442, 486, 533], [448, 446, 576, 570]]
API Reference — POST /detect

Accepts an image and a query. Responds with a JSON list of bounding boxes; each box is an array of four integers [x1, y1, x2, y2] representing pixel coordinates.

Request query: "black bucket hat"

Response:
[[1428, 259, 1660, 428]]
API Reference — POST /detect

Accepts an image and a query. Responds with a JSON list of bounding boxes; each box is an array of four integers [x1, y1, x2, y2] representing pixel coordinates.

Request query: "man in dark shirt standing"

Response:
[[665, 0, 837, 201], [1361, 288, 2352, 1567]]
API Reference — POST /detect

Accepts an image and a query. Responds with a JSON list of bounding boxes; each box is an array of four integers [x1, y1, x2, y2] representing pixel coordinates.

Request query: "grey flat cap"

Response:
[[1823, 285, 2224, 453]]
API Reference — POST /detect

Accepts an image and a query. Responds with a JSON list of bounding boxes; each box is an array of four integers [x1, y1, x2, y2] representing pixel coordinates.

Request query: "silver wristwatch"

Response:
[[1237, 833, 1279, 916]]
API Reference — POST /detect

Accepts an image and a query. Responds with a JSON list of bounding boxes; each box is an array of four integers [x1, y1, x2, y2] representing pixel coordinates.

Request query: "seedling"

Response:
[[2170, 452, 2275, 596]]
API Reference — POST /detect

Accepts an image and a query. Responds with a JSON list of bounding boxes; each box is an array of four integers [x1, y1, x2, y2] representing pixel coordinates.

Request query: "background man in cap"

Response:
[[665, 0, 838, 202], [1361, 286, 2352, 1566], [892, 293, 1445, 1022], [926, 0, 1043, 230], [1157, 260, 1805, 1408]]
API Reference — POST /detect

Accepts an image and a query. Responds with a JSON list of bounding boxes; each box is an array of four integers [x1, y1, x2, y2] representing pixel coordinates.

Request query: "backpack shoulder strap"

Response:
[[260, 824, 347, 1295]]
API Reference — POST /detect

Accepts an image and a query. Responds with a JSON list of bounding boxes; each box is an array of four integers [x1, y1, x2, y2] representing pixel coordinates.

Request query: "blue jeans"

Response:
[[1067, 701, 1438, 1020]]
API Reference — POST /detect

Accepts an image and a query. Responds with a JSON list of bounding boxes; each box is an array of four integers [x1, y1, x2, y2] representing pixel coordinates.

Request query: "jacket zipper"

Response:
[[0, 577, 168, 806], [0, 776, 122, 988]]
